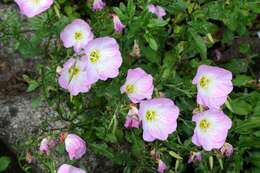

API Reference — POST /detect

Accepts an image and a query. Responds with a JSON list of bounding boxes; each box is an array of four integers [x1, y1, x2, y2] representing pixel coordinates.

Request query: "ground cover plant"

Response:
[[0, 0, 260, 172]]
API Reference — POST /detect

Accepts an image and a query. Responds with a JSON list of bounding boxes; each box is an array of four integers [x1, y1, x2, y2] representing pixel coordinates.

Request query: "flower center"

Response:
[[125, 84, 134, 93], [68, 66, 80, 80], [199, 76, 210, 88], [90, 50, 100, 63], [199, 119, 210, 129], [74, 31, 83, 41], [145, 110, 156, 121]]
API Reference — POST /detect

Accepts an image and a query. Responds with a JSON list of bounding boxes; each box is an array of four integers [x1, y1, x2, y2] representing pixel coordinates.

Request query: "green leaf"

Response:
[[27, 80, 40, 92], [233, 75, 253, 87], [236, 118, 260, 133], [144, 33, 158, 51], [0, 156, 11, 172], [169, 151, 183, 160], [188, 28, 207, 59], [230, 100, 252, 116], [148, 19, 168, 28], [89, 143, 114, 159]]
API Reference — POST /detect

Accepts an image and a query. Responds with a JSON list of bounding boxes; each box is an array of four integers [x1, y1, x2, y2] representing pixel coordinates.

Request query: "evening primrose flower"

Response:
[[58, 58, 91, 96], [192, 110, 232, 151], [192, 65, 233, 109], [57, 164, 86, 173], [92, 0, 106, 11], [157, 159, 167, 173], [220, 142, 233, 157], [139, 98, 180, 142], [15, 0, 53, 18], [111, 14, 125, 32], [124, 105, 140, 128], [121, 68, 153, 103], [82, 37, 122, 84], [60, 19, 94, 53], [148, 4, 166, 19], [65, 134, 87, 160]]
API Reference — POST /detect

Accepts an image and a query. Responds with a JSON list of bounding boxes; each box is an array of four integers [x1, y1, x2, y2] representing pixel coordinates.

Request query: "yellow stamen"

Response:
[[74, 32, 83, 41], [199, 119, 210, 129], [89, 50, 100, 63], [125, 84, 134, 94], [146, 110, 156, 121], [69, 66, 80, 80], [199, 76, 210, 88]]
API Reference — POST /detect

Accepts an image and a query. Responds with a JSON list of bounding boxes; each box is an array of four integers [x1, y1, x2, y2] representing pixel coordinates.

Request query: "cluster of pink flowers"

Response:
[[58, 19, 123, 95], [191, 65, 233, 152], [121, 68, 180, 144], [40, 133, 87, 172]]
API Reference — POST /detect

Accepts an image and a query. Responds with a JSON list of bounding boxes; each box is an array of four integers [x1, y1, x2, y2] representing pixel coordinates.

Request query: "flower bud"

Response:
[[65, 134, 86, 160]]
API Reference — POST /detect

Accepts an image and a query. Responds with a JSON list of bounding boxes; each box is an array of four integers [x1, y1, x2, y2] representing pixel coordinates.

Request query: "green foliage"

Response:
[[1, 0, 260, 172], [0, 156, 11, 172]]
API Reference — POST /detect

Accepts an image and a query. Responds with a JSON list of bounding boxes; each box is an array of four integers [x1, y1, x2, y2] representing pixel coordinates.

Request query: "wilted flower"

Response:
[[130, 40, 141, 58], [188, 151, 202, 163], [157, 159, 167, 173], [26, 151, 33, 164], [58, 58, 92, 96], [57, 164, 86, 173], [60, 19, 94, 52], [124, 105, 140, 128], [60, 132, 68, 143], [82, 37, 122, 83], [39, 138, 49, 153], [192, 65, 233, 109], [192, 110, 232, 151], [65, 134, 87, 160], [139, 98, 179, 142], [220, 142, 233, 157], [92, 0, 106, 11], [148, 4, 166, 19], [15, 0, 53, 18], [111, 14, 125, 32], [121, 68, 153, 103]]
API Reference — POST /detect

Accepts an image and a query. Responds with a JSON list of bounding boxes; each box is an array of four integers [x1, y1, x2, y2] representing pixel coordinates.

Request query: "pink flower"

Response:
[[192, 65, 233, 109], [15, 0, 53, 18], [192, 110, 232, 151], [148, 4, 166, 19], [58, 58, 92, 96], [188, 151, 202, 163], [93, 0, 106, 11], [157, 159, 167, 173], [39, 138, 49, 153], [111, 14, 125, 32], [65, 134, 87, 160], [82, 37, 122, 84], [220, 142, 233, 157], [60, 19, 94, 53], [124, 105, 140, 128], [57, 164, 86, 173], [121, 68, 154, 103], [139, 98, 180, 142]]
